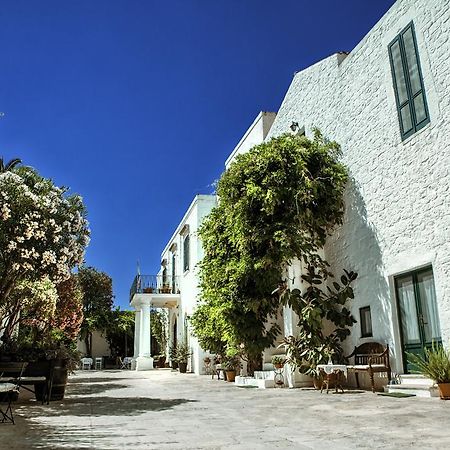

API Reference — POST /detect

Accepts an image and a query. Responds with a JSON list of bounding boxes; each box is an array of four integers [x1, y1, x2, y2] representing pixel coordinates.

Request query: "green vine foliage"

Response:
[[191, 131, 352, 372], [280, 261, 357, 378], [150, 309, 168, 354]]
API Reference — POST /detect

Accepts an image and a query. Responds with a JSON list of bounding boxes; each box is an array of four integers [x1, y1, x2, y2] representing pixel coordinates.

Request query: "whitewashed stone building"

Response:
[[267, 0, 450, 388], [131, 0, 449, 390], [130, 195, 216, 372]]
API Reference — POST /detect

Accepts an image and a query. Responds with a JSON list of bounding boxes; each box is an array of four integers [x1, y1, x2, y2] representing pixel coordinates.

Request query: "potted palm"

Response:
[[408, 343, 450, 400]]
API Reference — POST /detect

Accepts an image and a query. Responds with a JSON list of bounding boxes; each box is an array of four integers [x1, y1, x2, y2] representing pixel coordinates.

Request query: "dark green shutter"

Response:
[[388, 22, 429, 140]]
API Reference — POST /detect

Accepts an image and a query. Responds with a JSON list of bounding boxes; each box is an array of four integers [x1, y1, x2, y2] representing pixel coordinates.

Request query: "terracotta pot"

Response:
[[438, 382, 450, 400], [274, 363, 284, 369], [225, 370, 236, 382]]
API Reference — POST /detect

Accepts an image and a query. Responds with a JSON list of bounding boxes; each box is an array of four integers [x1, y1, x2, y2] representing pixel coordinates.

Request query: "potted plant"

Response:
[[222, 353, 241, 382], [169, 345, 178, 369], [279, 335, 342, 389], [175, 343, 192, 373], [408, 343, 450, 400], [160, 284, 172, 294], [143, 287, 153, 293], [271, 355, 286, 369]]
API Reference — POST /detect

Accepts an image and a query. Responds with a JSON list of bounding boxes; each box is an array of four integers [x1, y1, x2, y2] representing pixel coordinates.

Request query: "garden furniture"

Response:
[[119, 357, 132, 369], [346, 342, 391, 393], [81, 358, 93, 370], [317, 363, 347, 393], [0, 362, 27, 424]]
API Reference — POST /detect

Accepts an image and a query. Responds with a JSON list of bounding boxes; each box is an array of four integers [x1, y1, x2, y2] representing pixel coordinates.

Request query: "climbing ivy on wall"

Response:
[[191, 130, 352, 372]]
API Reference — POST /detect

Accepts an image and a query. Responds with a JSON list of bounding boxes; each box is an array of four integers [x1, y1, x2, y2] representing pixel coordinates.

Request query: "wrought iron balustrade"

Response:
[[130, 274, 180, 301]]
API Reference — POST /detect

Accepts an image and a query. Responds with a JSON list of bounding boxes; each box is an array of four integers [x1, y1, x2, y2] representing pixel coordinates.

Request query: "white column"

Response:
[[136, 301, 154, 370], [131, 308, 141, 370], [139, 303, 151, 357]]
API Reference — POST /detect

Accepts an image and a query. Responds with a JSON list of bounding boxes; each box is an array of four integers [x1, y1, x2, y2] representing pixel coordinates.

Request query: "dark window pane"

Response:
[[403, 27, 422, 95], [417, 270, 441, 342], [400, 104, 413, 133], [391, 41, 408, 104], [360, 307, 373, 337], [183, 235, 190, 272], [414, 93, 427, 124], [397, 276, 421, 345]]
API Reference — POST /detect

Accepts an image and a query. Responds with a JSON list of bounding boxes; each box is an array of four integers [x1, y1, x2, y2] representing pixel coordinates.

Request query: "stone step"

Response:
[[387, 384, 439, 398], [235, 376, 274, 389], [399, 374, 434, 387], [254, 370, 274, 380]]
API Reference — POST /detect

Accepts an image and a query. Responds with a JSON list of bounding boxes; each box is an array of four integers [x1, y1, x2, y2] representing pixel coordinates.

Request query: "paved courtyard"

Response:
[[2, 369, 450, 449]]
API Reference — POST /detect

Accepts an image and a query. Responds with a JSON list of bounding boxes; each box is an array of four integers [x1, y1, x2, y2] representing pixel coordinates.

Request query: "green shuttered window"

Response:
[[388, 22, 429, 140]]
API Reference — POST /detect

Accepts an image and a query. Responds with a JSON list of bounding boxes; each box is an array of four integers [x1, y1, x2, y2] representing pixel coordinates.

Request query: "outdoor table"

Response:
[[316, 364, 347, 394]]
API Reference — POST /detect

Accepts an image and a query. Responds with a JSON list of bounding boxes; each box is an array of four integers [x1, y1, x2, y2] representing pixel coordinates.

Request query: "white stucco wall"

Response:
[[160, 194, 217, 374], [267, 0, 450, 373], [225, 111, 276, 169]]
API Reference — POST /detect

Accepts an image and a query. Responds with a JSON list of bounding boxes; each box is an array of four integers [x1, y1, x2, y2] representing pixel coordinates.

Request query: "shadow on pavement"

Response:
[[68, 377, 132, 384], [19, 396, 197, 417], [67, 382, 130, 396]]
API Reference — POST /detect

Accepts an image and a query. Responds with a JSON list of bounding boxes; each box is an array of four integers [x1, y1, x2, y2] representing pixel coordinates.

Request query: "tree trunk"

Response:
[[84, 333, 92, 357], [1, 303, 21, 346], [247, 355, 263, 377]]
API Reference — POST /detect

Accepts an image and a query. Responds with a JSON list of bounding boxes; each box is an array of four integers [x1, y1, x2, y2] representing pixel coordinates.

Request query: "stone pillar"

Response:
[[131, 308, 141, 370], [136, 301, 154, 370]]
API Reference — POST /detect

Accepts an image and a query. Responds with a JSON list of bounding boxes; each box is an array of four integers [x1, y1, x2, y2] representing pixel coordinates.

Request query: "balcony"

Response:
[[130, 274, 180, 302]]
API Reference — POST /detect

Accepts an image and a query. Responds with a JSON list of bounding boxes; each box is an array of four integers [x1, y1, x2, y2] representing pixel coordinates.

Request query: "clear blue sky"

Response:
[[0, 0, 396, 309]]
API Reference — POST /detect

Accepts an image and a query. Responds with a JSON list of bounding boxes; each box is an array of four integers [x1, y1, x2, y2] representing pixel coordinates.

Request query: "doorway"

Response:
[[395, 267, 441, 373]]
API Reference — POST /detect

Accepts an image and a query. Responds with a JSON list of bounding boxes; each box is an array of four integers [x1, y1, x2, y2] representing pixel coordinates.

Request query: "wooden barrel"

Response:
[[50, 359, 68, 401]]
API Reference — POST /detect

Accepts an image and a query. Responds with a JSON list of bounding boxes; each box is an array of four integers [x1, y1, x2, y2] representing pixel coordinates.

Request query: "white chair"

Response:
[[120, 357, 132, 370], [81, 358, 93, 370]]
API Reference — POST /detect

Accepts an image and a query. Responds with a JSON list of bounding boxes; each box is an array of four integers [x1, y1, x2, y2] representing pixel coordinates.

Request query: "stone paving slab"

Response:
[[1, 369, 450, 449]]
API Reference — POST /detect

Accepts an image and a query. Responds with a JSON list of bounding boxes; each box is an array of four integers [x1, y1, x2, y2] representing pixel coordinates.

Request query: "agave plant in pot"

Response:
[[408, 343, 450, 400]]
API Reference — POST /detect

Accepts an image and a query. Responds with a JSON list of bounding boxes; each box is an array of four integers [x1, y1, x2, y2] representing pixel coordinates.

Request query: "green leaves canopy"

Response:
[[191, 131, 350, 368], [78, 266, 114, 356]]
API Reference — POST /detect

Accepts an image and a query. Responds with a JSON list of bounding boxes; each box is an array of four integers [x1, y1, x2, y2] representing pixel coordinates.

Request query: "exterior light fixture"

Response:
[[290, 121, 299, 132]]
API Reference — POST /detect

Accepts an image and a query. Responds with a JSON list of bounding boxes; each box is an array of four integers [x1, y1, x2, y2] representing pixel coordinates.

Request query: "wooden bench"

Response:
[[346, 342, 391, 393]]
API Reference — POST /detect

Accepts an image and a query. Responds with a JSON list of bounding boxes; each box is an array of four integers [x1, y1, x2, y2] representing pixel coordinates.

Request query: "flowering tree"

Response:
[[53, 275, 84, 341], [0, 167, 90, 343], [1, 277, 58, 339]]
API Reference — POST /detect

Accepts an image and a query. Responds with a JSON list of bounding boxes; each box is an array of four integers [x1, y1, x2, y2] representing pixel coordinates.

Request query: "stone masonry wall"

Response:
[[268, 0, 450, 373]]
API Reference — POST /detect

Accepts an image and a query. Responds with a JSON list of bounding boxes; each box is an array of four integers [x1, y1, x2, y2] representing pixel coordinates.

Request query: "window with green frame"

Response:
[[388, 21, 429, 140]]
